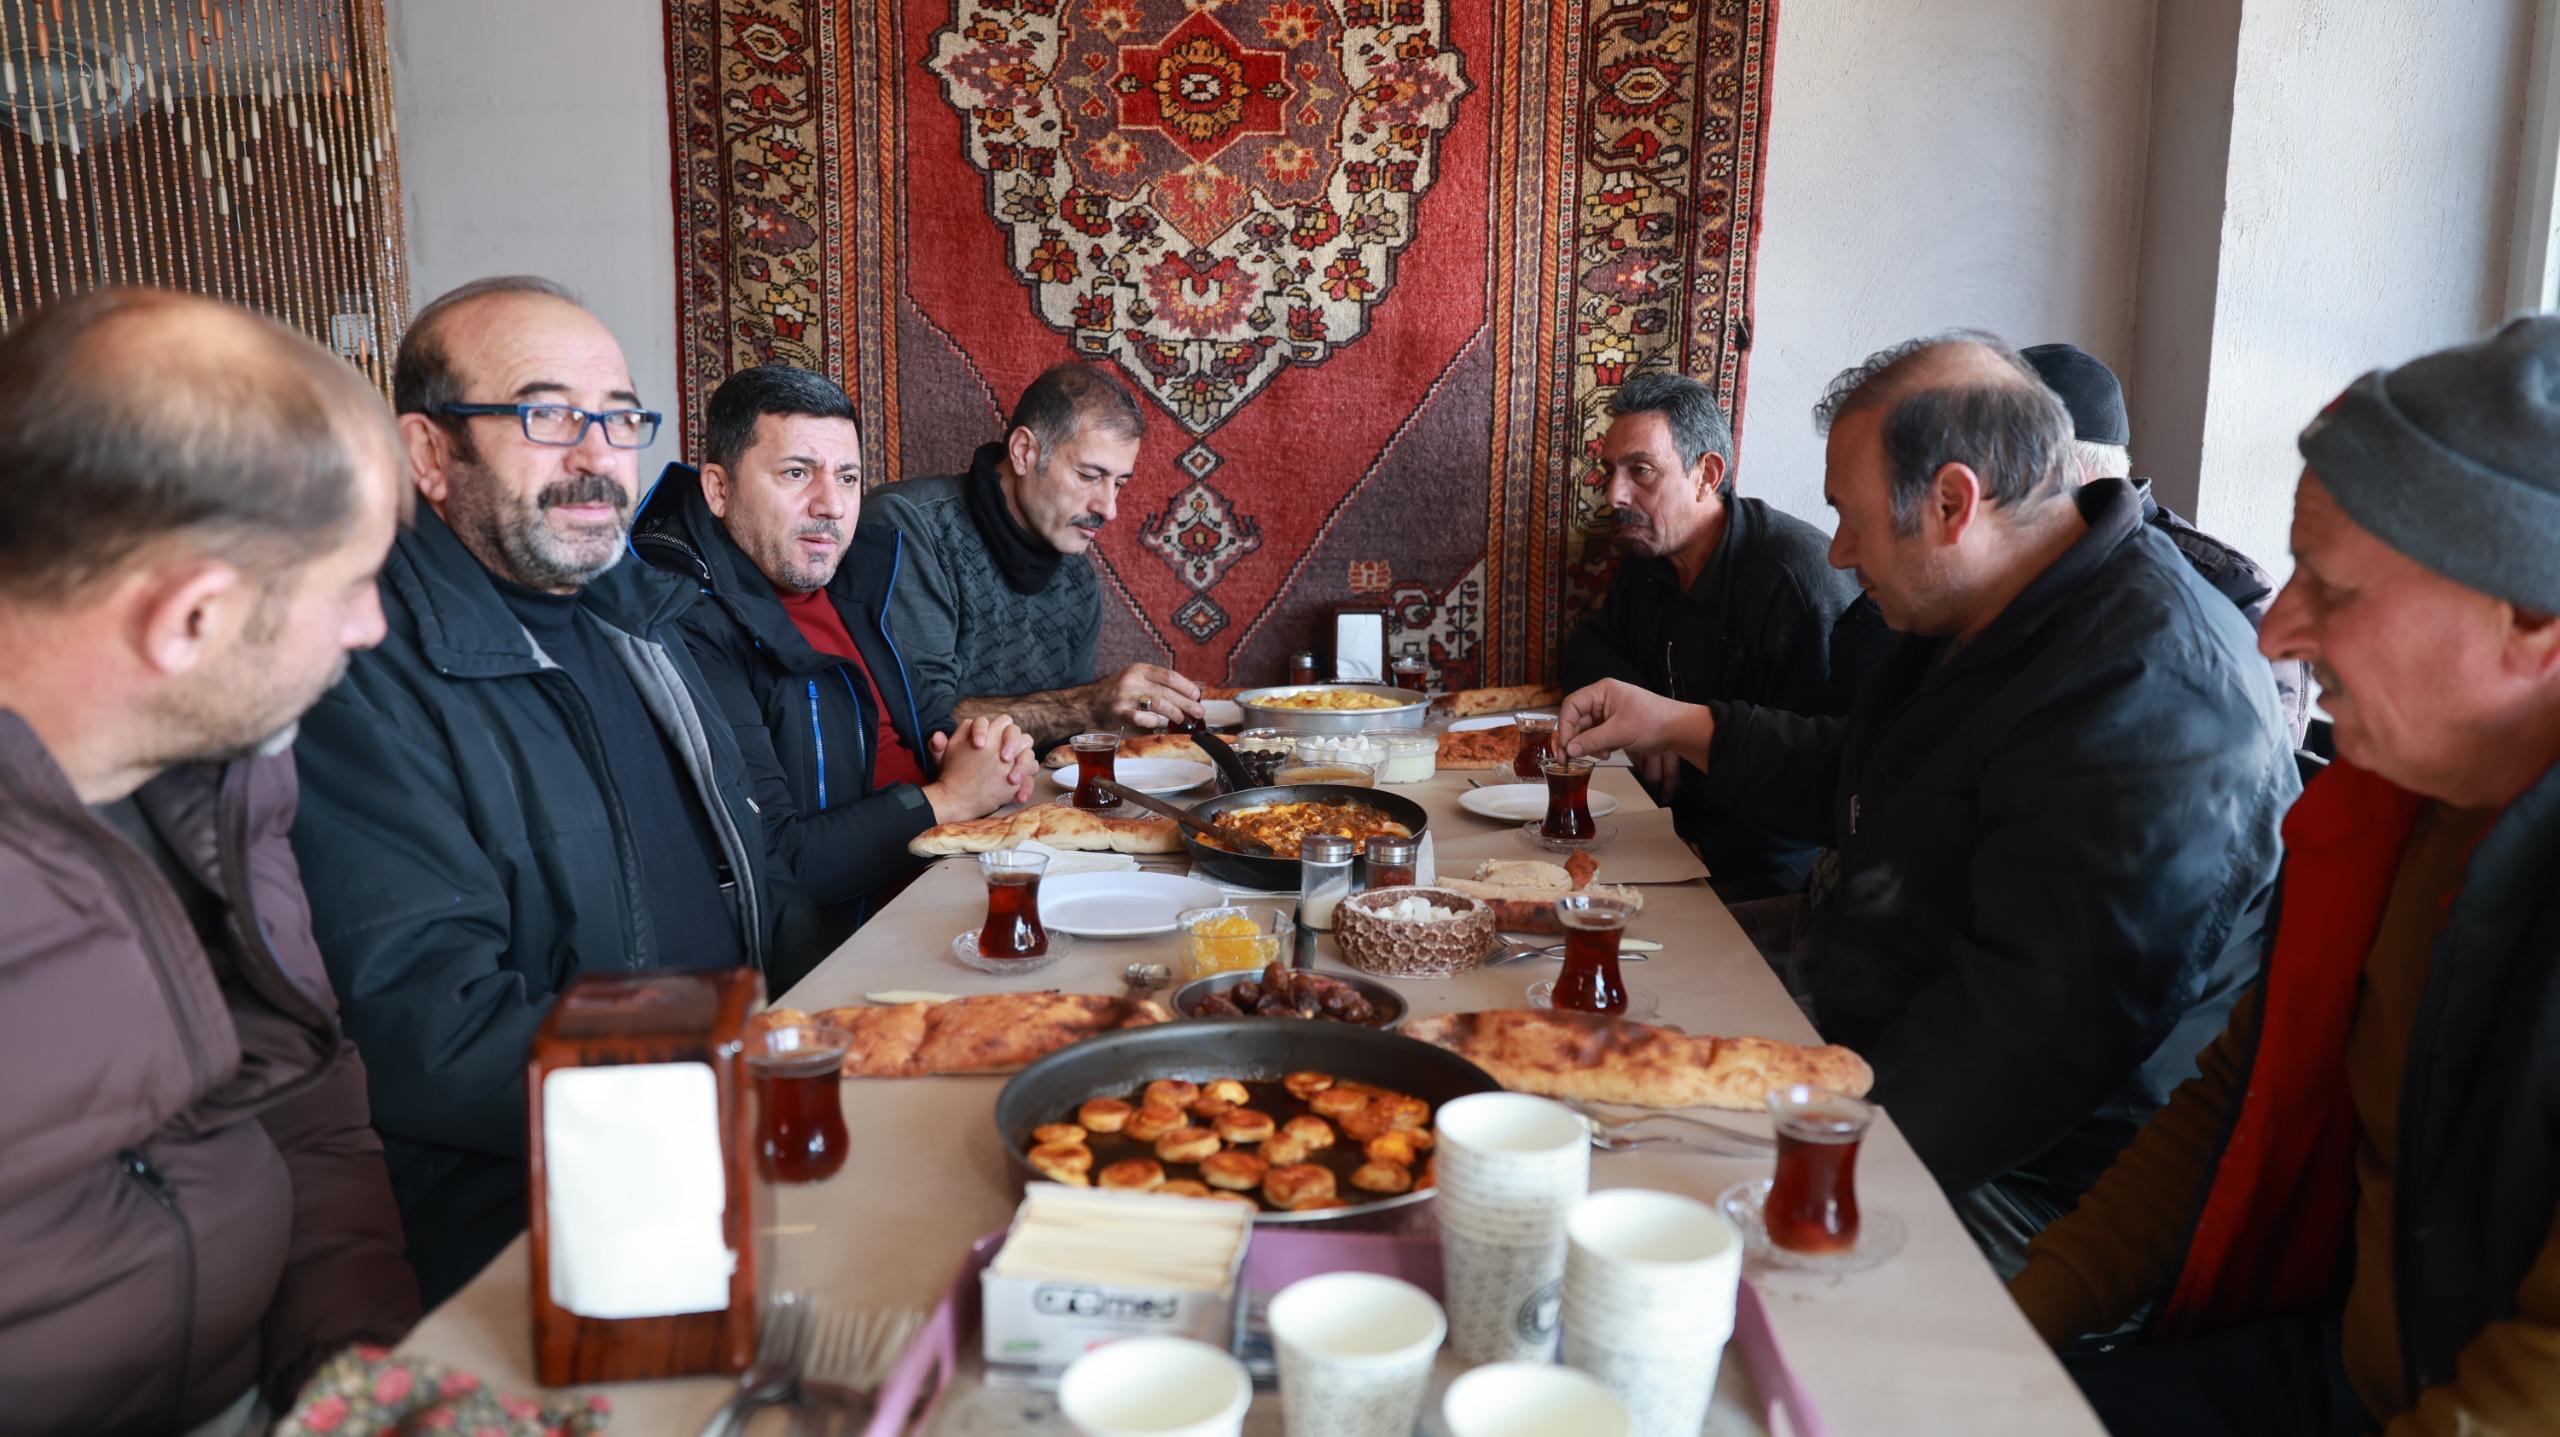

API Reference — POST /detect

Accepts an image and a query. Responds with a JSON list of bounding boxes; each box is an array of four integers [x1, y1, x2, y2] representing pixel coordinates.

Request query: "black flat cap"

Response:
[[2021, 343, 2129, 446]]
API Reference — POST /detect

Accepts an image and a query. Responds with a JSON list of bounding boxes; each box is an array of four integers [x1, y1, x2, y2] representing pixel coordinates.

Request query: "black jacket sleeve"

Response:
[[289, 663, 556, 1159], [673, 607, 934, 911], [1700, 702, 1850, 846], [1858, 656, 2292, 1195]]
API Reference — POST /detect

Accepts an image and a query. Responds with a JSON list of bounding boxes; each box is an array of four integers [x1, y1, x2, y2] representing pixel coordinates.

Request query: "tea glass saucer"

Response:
[[950, 927, 1071, 975], [1716, 1177, 1907, 1275], [1524, 978, 1658, 1021], [1520, 820, 1618, 854]]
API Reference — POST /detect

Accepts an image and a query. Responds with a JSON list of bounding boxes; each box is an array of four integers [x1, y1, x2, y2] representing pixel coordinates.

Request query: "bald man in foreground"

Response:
[[290, 277, 805, 1304], [1556, 332, 2297, 1272]]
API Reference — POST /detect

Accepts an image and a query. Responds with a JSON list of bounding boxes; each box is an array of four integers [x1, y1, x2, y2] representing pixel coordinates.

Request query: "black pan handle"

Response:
[[1192, 728, 1254, 793]]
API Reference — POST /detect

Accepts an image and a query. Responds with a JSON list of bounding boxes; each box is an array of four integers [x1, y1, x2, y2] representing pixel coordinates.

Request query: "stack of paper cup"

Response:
[[1560, 1189, 1745, 1437], [1442, 1361, 1632, 1437], [1432, 1092, 1592, 1363], [1268, 1272, 1446, 1437]]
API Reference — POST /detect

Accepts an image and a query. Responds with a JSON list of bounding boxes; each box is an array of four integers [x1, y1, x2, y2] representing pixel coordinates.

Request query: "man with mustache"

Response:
[[635, 366, 1039, 985], [1555, 332, 2295, 1273], [2011, 318, 2560, 1436], [289, 276, 805, 1305], [860, 362, 1204, 745], [1559, 372, 1888, 898]]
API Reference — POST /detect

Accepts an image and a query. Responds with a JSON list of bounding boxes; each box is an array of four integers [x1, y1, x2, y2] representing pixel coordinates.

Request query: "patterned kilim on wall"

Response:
[[666, 0, 1776, 687]]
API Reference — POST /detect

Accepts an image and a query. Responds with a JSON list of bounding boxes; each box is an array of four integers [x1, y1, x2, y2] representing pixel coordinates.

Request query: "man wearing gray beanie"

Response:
[[2010, 314, 2560, 1436]]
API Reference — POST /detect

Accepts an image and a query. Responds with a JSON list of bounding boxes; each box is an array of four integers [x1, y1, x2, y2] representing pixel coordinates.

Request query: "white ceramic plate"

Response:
[[1048, 758, 1215, 795], [1037, 871, 1228, 938], [1202, 698, 1245, 729], [1447, 712, 1552, 733], [1458, 782, 1622, 823]]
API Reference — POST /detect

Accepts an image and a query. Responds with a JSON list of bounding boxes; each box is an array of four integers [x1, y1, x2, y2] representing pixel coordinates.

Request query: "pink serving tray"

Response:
[[862, 1226, 1825, 1437]]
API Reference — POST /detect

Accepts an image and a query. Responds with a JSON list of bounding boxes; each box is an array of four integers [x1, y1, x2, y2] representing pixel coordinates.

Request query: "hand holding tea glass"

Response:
[[1551, 678, 1716, 769]]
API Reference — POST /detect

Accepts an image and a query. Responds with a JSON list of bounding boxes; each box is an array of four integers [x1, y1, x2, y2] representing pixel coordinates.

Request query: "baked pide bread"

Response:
[[1435, 725, 1521, 770], [769, 994, 1171, 1078], [1443, 684, 1562, 718], [1437, 857, 1642, 934], [1039, 732, 1211, 768], [907, 805, 1183, 856], [1399, 1009, 1874, 1111]]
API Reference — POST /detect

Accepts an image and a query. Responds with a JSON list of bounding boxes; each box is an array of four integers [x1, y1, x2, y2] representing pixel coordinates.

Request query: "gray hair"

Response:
[[1812, 330, 2074, 534], [1609, 371, 1735, 495], [2070, 439, 2131, 483]]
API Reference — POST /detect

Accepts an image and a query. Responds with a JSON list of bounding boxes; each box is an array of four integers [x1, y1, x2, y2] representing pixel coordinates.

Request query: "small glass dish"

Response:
[[949, 926, 1071, 975], [1717, 1177, 1907, 1276], [1175, 904, 1291, 981], [1520, 819, 1618, 854], [1524, 977, 1659, 1021]]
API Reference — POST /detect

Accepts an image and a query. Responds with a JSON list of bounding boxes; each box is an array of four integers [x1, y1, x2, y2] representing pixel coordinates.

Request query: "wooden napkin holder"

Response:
[[525, 969, 764, 1385]]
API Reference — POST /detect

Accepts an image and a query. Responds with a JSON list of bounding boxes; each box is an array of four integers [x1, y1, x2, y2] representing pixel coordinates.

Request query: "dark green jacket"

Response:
[[290, 508, 798, 1305], [635, 462, 939, 989]]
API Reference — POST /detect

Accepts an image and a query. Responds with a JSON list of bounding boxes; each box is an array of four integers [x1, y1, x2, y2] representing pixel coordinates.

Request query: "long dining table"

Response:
[[398, 760, 2104, 1434]]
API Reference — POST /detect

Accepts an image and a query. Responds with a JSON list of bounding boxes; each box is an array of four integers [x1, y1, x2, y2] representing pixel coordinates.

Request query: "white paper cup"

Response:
[[1443, 1361, 1631, 1437], [1269, 1273, 1446, 1437], [1057, 1336, 1253, 1437], [1440, 1226, 1566, 1365], [1562, 1189, 1742, 1349], [1562, 1328, 1723, 1437]]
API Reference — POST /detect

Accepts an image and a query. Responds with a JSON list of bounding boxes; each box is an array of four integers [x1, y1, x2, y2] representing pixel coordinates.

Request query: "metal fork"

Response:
[[1569, 1101, 1777, 1157], [785, 1304, 932, 1435], [697, 1292, 811, 1437]]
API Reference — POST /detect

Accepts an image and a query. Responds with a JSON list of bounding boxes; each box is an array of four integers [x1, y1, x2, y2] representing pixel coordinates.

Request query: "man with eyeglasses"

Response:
[[289, 276, 805, 1305]]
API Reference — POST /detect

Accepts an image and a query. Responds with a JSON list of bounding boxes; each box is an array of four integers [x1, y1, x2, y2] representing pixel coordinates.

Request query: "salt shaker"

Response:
[[1298, 834, 1355, 930]]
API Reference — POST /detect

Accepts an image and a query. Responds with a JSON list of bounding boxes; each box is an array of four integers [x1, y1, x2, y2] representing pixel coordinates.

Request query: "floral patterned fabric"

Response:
[[273, 1345, 611, 1437]]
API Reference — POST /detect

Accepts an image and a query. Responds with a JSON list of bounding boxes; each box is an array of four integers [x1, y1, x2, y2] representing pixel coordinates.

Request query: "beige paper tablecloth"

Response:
[[397, 767, 2098, 1436]]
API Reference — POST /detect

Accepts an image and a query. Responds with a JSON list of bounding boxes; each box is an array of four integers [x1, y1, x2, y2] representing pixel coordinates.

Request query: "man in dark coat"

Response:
[[1560, 371, 1888, 898], [2013, 317, 2560, 1436], [2021, 342, 2315, 747], [0, 289, 417, 1433], [636, 366, 1036, 986], [1556, 332, 2297, 1274], [291, 277, 803, 1306]]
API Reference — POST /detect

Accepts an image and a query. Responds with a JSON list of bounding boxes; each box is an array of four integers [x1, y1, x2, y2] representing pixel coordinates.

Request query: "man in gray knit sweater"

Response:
[[861, 363, 1201, 744]]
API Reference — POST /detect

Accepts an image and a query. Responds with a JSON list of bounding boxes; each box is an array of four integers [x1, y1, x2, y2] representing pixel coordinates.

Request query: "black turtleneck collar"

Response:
[[961, 440, 1065, 594]]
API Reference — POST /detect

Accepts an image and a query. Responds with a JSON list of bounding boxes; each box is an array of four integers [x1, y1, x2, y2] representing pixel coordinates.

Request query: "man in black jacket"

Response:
[[2021, 342, 2314, 748], [1560, 372, 1887, 897], [1556, 332, 2297, 1273], [291, 277, 804, 1305], [636, 366, 1036, 986]]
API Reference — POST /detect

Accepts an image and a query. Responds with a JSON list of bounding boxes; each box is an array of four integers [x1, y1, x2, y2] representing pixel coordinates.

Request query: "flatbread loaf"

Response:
[[1444, 685, 1561, 718], [772, 994, 1172, 1077], [909, 806, 1183, 856], [1400, 1009, 1872, 1111], [1435, 725, 1518, 770], [1437, 858, 1639, 932], [1040, 733, 1209, 768]]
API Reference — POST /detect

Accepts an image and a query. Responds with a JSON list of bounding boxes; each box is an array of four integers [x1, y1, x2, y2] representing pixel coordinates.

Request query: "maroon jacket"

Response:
[[0, 712, 418, 1433]]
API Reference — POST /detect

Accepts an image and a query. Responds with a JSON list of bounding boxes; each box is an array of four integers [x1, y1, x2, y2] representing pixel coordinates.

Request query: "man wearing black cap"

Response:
[[2010, 317, 2560, 1435], [2022, 342, 2313, 746]]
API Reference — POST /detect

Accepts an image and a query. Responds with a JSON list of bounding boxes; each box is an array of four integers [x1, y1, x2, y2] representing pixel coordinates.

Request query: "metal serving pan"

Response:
[[1178, 782, 1430, 892], [992, 1018, 1498, 1226], [1233, 683, 1429, 734]]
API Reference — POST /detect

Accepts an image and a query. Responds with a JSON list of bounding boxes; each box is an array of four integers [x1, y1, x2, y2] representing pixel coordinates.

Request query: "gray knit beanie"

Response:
[[2299, 315, 2560, 614]]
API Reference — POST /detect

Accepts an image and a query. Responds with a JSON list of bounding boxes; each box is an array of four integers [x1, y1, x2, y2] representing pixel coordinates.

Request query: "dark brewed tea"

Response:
[[1390, 657, 1429, 692], [1540, 757, 1597, 840], [751, 1035, 849, 1185], [1550, 896, 1631, 1015], [1070, 733, 1122, 811], [1513, 716, 1557, 779], [1764, 1090, 1869, 1253], [978, 868, 1048, 959]]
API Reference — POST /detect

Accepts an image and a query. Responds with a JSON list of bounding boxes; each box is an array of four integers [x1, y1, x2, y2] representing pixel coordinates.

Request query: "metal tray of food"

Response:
[[991, 1018, 1497, 1226], [1231, 683, 1429, 734]]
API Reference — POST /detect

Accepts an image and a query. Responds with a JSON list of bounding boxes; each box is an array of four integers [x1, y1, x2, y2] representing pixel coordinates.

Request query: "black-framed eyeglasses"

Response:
[[434, 402, 662, 449]]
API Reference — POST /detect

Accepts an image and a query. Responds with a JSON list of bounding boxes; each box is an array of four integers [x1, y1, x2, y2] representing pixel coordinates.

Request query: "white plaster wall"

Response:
[[385, 0, 680, 419], [1740, 0, 2160, 524], [2192, 0, 2536, 580]]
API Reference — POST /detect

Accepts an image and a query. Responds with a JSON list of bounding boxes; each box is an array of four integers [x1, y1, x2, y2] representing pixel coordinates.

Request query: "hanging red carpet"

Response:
[[666, 0, 1777, 686]]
